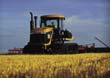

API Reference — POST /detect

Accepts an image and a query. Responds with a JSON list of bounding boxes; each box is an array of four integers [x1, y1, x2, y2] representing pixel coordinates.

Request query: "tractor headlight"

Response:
[[47, 34, 51, 39]]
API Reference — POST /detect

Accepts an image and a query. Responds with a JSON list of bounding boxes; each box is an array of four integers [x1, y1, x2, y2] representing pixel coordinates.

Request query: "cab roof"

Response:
[[41, 14, 65, 19]]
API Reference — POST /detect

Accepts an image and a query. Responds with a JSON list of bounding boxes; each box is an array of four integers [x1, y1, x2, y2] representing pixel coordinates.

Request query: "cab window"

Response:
[[46, 19, 58, 28]]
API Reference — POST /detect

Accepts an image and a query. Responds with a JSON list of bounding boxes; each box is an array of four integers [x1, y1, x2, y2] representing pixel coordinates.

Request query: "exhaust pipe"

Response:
[[30, 12, 34, 33], [34, 16, 37, 29]]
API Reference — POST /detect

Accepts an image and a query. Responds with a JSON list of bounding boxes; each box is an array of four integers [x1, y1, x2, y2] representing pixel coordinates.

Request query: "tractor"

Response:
[[23, 12, 78, 54]]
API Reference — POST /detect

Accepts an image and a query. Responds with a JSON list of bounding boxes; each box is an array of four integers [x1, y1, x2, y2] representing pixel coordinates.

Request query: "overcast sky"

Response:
[[0, 0, 109, 53]]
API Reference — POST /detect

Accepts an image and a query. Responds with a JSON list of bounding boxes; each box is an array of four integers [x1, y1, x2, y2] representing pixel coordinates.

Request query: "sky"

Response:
[[0, 0, 109, 53]]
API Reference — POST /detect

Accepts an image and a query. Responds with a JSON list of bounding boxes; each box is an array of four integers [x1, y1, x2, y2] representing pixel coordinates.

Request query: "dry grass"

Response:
[[0, 53, 110, 78]]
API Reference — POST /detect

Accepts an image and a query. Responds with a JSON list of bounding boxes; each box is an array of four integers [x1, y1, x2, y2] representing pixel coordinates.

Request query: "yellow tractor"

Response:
[[23, 12, 78, 54]]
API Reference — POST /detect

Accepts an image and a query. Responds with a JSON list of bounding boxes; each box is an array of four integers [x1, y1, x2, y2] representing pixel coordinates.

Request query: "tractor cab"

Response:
[[40, 14, 65, 30]]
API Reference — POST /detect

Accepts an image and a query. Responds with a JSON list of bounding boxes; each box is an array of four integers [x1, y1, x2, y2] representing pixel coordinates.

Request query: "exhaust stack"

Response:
[[34, 16, 37, 29], [30, 12, 34, 33]]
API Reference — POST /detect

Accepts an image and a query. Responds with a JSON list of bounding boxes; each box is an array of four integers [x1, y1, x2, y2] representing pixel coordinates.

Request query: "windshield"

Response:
[[46, 19, 58, 28], [41, 19, 58, 28]]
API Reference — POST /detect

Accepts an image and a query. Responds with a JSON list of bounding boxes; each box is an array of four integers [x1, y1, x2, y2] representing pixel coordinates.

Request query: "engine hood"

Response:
[[32, 27, 53, 34]]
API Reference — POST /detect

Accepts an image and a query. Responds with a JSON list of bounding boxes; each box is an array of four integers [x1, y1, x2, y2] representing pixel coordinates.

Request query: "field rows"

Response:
[[0, 53, 110, 78]]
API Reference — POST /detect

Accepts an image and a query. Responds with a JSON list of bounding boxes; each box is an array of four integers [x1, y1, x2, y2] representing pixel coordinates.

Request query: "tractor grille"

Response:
[[30, 34, 49, 44]]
